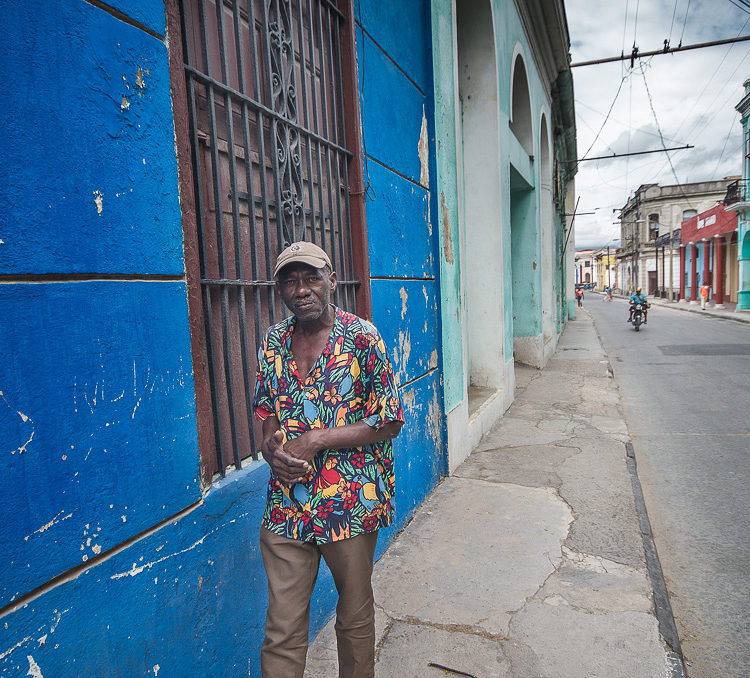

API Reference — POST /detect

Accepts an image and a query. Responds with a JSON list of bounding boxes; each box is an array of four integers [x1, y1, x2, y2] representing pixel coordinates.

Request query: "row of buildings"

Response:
[[577, 78, 750, 312], [578, 74, 750, 314], [0, 0, 578, 674]]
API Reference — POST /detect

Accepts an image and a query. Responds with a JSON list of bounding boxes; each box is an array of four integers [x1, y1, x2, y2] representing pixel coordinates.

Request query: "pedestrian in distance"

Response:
[[576, 287, 584, 307], [700, 279, 710, 310], [254, 241, 404, 678]]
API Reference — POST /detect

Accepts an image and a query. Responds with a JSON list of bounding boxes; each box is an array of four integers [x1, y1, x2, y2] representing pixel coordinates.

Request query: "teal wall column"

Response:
[[431, 0, 464, 411], [510, 183, 541, 336], [739, 225, 750, 310]]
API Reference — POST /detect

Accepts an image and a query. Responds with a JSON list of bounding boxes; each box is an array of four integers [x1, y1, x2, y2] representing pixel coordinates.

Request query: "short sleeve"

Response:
[[253, 334, 274, 421], [362, 333, 405, 429]]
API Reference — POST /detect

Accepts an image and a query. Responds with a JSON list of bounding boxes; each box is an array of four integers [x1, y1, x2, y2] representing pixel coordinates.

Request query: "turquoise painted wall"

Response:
[[430, 0, 565, 374], [430, 0, 464, 413]]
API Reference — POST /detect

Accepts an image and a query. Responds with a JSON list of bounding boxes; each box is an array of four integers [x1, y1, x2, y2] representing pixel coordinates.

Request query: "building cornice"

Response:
[[736, 91, 750, 117], [514, 0, 571, 92]]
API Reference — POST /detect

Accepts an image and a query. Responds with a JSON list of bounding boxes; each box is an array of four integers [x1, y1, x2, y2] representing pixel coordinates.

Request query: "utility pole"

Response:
[[668, 218, 674, 302]]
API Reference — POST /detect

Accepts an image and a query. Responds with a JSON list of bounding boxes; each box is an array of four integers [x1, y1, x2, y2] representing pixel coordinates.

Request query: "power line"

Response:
[[570, 33, 750, 67], [668, 0, 679, 44], [565, 145, 693, 163], [711, 110, 741, 178], [648, 17, 750, 183], [639, 63, 696, 209], [574, 99, 685, 145], [679, 0, 691, 46], [572, 72, 630, 174], [727, 0, 750, 15]]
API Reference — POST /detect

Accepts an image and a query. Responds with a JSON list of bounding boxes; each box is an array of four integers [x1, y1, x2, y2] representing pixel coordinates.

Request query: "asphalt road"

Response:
[[586, 295, 750, 678]]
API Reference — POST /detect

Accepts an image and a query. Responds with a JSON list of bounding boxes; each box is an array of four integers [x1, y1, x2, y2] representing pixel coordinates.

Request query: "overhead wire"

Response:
[[574, 99, 685, 144], [668, 0, 679, 44], [572, 71, 632, 175], [727, 0, 750, 15], [679, 0, 691, 46], [647, 14, 750, 184], [639, 61, 697, 208], [711, 110, 741, 178]]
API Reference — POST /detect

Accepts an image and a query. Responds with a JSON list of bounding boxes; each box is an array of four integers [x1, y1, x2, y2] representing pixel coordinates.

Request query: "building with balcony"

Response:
[[723, 78, 750, 311], [615, 179, 738, 298]]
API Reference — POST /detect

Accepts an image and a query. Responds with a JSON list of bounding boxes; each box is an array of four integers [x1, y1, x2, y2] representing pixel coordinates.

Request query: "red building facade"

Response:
[[679, 204, 739, 306]]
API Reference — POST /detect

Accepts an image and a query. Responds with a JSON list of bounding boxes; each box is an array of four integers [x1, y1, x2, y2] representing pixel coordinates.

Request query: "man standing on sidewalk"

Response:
[[700, 279, 710, 310], [254, 241, 404, 678]]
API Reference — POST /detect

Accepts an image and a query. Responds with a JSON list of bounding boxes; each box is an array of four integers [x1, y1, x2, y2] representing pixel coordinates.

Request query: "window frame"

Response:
[[166, 0, 369, 484]]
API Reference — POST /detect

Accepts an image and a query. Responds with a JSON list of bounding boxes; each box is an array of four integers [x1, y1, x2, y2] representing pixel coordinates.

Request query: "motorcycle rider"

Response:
[[628, 288, 649, 324]]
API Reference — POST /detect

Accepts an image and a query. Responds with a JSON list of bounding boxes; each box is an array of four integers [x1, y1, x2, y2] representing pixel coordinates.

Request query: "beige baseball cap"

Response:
[[274, 241, 332, 277]]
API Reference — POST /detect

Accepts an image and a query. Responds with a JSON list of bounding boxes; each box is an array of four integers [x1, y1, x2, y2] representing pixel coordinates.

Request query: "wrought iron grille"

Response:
[[179, 0, 359, 477], [723, 179, 749, 206]]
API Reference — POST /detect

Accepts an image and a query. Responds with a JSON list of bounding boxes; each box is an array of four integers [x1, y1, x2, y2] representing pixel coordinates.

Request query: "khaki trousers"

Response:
[[259, 527, 378, 678]]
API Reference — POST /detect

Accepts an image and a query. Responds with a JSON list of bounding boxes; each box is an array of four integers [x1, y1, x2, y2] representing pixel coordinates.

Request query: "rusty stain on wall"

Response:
[[121, 95, 130, 111], [418, 106, 429, 188], [440, 192, 454, 264]]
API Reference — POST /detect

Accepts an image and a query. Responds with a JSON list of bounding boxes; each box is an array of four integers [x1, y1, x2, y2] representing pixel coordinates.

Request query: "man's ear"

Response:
[[329, 270, 338, 293]]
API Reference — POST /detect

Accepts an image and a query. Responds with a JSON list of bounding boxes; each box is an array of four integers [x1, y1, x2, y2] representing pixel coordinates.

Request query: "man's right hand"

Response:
[[261, 430, 311, 486]]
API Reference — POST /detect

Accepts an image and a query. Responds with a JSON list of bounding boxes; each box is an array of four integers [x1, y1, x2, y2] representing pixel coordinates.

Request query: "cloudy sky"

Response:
[[565, 0, 750, 249]]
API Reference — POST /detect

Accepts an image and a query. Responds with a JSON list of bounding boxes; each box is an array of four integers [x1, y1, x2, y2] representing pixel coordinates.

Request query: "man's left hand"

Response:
[[284, 430, 322, 464]]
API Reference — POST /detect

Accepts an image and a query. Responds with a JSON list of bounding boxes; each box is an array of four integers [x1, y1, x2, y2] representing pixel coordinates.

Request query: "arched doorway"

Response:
[[509, 51, 542, 367], [457, 0, 506, 415], [539, 112, 555, 358]]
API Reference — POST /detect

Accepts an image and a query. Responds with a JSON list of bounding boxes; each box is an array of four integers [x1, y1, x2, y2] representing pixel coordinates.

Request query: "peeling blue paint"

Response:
[[0, 0, 184, 275], [0, 282, 199, 607]]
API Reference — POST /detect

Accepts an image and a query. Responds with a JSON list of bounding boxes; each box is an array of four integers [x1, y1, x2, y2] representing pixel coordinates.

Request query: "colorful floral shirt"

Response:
[[253, 306, 404, 543]]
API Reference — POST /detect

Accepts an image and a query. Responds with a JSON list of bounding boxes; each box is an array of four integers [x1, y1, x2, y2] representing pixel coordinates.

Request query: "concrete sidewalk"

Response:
[[304, 310, 683, 678]]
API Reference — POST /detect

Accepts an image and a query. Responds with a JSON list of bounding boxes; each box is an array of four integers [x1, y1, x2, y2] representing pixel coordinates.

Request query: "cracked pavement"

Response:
[[304, 311, 675, 677]]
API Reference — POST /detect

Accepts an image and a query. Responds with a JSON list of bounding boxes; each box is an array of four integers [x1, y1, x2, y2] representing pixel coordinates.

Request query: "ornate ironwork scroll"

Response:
[[266, 0, 303, 244]]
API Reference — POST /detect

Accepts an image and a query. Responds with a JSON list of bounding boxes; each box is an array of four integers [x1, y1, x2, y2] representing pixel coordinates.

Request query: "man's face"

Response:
[[276, 262, 337, 321]]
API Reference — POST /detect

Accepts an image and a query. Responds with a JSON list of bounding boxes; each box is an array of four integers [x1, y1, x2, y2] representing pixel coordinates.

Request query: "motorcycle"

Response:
[[631, 302, 644, 331]]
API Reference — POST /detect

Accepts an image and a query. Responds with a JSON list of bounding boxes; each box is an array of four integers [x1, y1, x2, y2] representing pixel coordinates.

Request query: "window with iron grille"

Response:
[[176, 0, 364, 480]]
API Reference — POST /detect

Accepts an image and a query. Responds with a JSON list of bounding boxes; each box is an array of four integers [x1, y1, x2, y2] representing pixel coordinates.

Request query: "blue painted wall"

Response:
[[1, 0, 184, 275], [1, 0, 447, 675]]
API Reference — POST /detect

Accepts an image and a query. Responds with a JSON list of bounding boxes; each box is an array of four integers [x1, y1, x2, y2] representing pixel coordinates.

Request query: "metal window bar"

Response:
[[180, 0, 359, 478]]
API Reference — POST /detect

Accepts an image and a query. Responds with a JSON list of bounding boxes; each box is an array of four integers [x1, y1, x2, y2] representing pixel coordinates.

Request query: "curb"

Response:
[[625, 441, 687, 678]]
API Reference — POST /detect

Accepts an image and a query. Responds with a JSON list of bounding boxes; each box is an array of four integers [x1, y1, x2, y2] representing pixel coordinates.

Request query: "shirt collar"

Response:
[[280, 305, 342, 356]]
